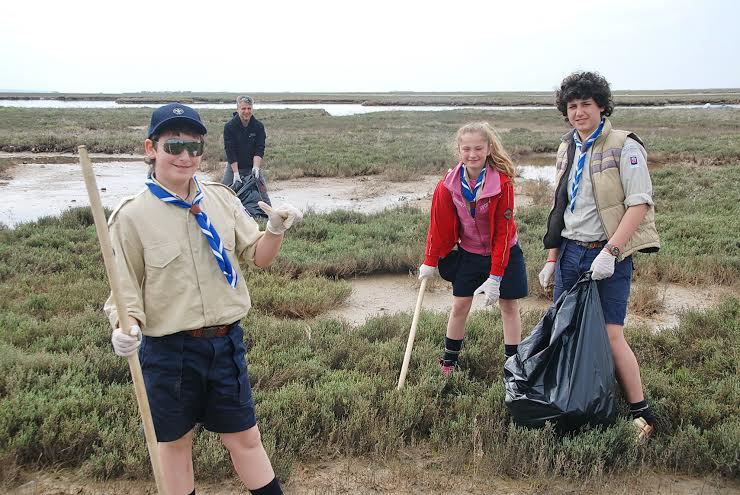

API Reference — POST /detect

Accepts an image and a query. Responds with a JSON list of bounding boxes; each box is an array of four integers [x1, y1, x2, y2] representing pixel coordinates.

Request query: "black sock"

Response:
[[504, 344, 518, 358], [443, 337, 463, 365], [630, 400, 655, 424], [250, 477, 282, 495]]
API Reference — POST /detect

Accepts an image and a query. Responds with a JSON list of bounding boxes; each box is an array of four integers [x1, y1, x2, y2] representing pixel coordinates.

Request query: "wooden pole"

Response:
[[397, 278, 428, 389], [78, 146, 167, 495]]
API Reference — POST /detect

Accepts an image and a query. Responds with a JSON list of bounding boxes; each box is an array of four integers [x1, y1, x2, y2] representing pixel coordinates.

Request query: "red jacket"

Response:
[[423, 164, 517, 277]]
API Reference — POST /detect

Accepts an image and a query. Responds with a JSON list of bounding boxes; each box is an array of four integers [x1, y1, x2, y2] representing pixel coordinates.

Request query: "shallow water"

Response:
[[1, 162, 148, 227], [517, 165, 556, 183], [2, 99, 737, 116], [0, 158, 557, 227]]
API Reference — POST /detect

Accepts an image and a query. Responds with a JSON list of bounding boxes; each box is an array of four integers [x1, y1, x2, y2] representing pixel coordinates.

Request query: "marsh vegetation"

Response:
[[0, 100, 739, 492]]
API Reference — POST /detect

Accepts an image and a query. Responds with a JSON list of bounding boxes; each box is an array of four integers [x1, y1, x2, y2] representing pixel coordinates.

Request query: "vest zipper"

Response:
[[589, 141, 611, 240]]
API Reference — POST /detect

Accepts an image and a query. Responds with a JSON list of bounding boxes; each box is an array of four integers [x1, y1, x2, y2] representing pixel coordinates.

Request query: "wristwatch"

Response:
[[604, 243, 622, 260]]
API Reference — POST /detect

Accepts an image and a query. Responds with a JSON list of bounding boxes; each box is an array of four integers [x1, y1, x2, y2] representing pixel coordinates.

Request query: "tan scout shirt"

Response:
[[104, 177, 263, 337]]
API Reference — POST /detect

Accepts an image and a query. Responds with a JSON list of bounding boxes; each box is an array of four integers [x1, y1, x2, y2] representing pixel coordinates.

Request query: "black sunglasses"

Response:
[[154, 138, 205, 157]]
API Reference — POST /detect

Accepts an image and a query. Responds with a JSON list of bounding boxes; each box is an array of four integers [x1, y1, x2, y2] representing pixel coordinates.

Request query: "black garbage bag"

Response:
[[232, 174, 271, 219], [504, 273, 617, 432]]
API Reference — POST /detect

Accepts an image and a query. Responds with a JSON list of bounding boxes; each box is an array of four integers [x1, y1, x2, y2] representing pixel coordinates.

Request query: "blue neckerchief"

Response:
[[145, 175, 238, 288], [460, 165, 486, 218], [569, 118, 605, 212]]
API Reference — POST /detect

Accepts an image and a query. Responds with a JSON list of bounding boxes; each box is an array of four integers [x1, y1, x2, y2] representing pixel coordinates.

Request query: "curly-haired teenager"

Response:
[[539, 72, 660, 442]]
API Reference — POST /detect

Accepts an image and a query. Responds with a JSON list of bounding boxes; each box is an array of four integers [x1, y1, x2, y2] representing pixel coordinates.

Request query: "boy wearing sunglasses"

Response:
[[104, 103, 299, 495]]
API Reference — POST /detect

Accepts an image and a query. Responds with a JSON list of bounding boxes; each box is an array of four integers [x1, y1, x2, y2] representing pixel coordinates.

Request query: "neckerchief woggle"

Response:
[[145, 175, 238, 288], [569, 118, 605, 212], [460, 165, 486, 217]]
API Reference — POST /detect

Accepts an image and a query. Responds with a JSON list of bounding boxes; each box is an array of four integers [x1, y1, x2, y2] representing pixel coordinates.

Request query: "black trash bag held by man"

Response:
[[504, 273, 617, 432], [231, 173, 272, 219]]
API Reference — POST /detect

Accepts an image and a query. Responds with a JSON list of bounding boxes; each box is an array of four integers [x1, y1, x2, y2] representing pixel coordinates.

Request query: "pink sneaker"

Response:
[[439, 358, 455, 377]]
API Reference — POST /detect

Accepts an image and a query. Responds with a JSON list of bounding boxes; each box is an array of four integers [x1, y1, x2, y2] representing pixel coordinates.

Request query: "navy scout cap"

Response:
[[147, 103, 208, 138]]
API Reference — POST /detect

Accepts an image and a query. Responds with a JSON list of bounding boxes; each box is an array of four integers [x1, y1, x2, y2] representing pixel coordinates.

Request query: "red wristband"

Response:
[[546, 259, 557, 263]]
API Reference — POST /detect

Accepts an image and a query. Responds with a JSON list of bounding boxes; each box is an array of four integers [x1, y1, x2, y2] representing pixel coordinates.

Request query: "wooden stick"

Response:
[[397, 278, 428, 389], [78, 146, 167, 495]]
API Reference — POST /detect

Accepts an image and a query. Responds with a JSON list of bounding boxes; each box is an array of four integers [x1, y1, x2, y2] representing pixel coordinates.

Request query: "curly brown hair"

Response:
[[555, 71, 614, 123]]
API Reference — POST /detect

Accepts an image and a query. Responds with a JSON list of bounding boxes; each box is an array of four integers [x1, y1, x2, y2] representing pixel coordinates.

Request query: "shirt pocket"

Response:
[[144, 242, 182, 268], [143, 242, 186, 314]]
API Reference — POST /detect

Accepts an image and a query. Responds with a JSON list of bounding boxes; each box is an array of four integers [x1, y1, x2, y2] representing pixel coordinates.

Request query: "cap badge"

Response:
[[173, 107, 184, 115]]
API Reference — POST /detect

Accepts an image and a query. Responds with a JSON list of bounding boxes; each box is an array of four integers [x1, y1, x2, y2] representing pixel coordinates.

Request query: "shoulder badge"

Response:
[[503, 208, 513, 220]]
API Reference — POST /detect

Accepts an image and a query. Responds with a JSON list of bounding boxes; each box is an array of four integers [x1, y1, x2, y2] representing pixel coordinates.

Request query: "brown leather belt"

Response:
[[571, 239, 606, 250], [185, 322, 235, 338]]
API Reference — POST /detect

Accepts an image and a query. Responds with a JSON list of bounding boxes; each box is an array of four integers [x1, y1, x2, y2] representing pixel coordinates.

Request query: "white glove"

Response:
[[418, 264, 436, 280], [538, 261, 556, 289], [473, 275, 502, 306], [231, 173, 243, 187], [590, 250, 616, 280], [112, 325, 141, 357], [258, 201, 303, 235], [252, 167, 261, 180]]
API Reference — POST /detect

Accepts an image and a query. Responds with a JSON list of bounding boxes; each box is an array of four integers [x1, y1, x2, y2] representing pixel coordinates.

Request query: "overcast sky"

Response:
[[2, 0, 738, 93]]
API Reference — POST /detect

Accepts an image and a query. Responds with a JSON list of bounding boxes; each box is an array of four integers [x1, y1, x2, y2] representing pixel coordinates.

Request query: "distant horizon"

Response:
[[3, 87, 740, 95]]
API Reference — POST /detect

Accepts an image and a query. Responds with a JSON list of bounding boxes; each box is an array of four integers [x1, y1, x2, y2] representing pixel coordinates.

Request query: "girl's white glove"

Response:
[[418, 264, 437, 280], [258, 201, 303, 235], [112, 325, 141, 357], [474, 275, 502, 306]]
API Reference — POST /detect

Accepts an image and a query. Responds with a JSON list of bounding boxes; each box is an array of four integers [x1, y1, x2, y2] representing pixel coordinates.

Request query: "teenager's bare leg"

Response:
[[606, 323, 645, 403], [498, 298, 522, 345], [159, 429, 195, 495], [446, 296, 473, 339], [220, 425, 275, 490]]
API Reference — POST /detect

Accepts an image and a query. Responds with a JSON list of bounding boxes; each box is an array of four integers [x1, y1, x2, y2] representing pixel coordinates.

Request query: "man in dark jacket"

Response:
[[222, 95, 266, 188]]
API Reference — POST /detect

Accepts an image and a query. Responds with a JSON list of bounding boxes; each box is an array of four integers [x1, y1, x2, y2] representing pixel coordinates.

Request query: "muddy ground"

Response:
[[325, 273, 739, 332], [6, 460, 739, 495]]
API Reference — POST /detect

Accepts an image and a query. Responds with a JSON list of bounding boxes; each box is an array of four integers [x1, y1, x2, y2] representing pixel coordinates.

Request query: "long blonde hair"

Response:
[[456, 122, 516, 178]]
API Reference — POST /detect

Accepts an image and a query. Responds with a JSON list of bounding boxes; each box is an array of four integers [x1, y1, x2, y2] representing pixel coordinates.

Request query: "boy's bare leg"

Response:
[[159, 429, 195, 495], [220, 425, 275, 490], [606, 323, 645, 403]]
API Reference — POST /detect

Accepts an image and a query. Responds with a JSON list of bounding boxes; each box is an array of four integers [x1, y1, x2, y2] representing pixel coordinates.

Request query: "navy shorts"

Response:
[[553, 239, 633, 325], [446, 243, 528, 299], [139, 323, 256, 442]]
